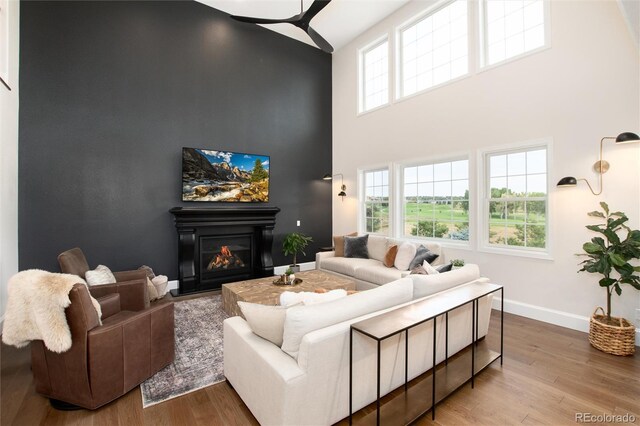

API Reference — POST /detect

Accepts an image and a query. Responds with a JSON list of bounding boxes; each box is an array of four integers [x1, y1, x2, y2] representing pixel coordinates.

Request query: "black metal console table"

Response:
[[349, 281, 504, 425]]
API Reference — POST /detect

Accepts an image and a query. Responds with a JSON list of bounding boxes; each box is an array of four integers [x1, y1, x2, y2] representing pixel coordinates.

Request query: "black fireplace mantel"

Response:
[[170, 206, 280, 295]]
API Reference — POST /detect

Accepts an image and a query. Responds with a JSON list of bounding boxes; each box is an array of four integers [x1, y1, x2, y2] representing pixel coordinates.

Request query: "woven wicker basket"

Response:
[[589, 307, 635, 356]]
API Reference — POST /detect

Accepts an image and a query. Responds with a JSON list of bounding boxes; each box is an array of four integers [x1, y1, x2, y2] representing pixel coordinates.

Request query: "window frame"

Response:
[[477, 138, 553, 260], [358, 165, 392, 236], [358, 35, 391, 115], [395, 0, 471, 101], [397, 153, 472, 248], [478, 0, 551, 71]]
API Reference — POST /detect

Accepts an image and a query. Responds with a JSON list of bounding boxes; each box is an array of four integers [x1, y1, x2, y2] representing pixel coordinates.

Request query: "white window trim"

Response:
[[395, 0, 472, 102], [396, 152, 473, 248], [476, 138, 554, 260], [358, 34, 391, 115], [358, 164, 394, 236], [477, 0, 552, 72]]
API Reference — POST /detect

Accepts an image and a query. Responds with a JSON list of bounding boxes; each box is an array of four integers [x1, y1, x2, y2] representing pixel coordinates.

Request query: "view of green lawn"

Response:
[[365, 199, 547, 247]]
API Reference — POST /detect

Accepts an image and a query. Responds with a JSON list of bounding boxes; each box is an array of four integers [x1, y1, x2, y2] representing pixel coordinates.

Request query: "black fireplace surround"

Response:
[[169, 207, 280, 295]]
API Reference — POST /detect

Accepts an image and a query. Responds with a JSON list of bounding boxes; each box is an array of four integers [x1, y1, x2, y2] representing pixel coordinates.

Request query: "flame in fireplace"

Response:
[[207, 245, 245, 270]]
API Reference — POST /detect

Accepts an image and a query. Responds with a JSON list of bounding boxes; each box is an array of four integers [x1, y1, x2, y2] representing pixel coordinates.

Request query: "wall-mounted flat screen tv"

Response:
[[182, 147, 269, 202]]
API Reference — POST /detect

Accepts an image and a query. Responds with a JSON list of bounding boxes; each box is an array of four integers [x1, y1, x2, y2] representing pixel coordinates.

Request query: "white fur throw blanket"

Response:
[[2, 269, 102, 353]]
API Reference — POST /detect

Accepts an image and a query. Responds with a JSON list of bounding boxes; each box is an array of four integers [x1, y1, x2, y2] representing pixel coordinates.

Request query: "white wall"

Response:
[[332, 0, 640, 339], [0, 0, 19, 324]]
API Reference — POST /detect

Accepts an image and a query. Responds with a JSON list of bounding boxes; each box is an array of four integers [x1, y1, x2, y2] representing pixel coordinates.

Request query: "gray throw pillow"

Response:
[[408, 245, 439, 270], [436, 263, 453, 273], [344, 234, 370, 259]]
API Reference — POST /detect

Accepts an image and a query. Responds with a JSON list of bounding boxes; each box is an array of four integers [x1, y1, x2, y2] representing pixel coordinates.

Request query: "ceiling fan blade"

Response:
[[307, 26, 334, 53], [230, 15, 293, 25], [301, 0, 332, 23]]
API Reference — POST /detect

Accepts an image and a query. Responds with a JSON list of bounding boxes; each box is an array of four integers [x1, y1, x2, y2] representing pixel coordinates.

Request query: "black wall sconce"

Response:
[[557, 132, 639, 195], [322, 173, 347, 200]]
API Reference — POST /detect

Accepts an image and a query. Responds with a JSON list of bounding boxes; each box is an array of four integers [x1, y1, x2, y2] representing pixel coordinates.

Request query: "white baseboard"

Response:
[[492, 297, 640, 346], [167, 262, 317, 292], [274, 261, 316, 275]]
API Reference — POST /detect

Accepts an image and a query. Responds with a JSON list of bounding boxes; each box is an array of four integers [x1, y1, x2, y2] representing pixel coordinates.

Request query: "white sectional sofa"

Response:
[[224, 268, 493, 426], [316, 235, 469, 290]]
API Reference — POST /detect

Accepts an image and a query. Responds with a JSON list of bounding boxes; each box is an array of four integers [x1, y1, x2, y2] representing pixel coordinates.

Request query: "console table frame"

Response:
[[349, 282, 504, 425]]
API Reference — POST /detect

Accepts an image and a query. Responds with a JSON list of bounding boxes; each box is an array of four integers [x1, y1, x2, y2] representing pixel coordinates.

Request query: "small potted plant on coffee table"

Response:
[[282, 232, 313, 273], [578, 202, 640, 356]]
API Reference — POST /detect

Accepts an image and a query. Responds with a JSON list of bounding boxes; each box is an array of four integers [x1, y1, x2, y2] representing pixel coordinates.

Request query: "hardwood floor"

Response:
[[2, 292, 639, 426]]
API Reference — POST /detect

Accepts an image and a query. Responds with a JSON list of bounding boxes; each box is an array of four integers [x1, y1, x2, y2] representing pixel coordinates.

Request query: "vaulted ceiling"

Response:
[[197, 0, 639, 53], [196, 0, 411, 52]]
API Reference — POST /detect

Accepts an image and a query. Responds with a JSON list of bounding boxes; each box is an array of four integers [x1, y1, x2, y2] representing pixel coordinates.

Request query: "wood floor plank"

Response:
[[2, 302, 639, 425]]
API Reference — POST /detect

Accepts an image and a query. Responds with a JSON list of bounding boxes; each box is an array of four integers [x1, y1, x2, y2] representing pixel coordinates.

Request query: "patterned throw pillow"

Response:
[[410, 265, 427, 275], [422, 260, 440, 275], [138, 265, 156, 279], [408, 245, 439, 270], [344, 234, 370, 259], [85, 265, 117, 286]]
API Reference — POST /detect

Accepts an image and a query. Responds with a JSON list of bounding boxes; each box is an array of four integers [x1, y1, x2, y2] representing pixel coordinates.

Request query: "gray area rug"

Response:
[[140, 295, 228, 407]]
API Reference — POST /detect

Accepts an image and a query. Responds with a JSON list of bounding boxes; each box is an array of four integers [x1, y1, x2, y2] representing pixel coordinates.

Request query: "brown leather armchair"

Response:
[[58, 247, 151, 309], [29, 248, 175, 410]]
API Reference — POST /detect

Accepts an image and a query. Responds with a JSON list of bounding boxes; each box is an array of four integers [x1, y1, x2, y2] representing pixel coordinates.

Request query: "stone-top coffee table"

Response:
[[222, 269, 356, 317]]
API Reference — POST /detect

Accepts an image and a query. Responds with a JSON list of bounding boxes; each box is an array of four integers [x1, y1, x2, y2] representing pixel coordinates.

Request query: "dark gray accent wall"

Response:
[[19, 1, 332, 277]]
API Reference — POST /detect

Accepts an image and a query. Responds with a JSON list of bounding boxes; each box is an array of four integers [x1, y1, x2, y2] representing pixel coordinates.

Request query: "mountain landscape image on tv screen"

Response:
[[182, 148, 269, 202]]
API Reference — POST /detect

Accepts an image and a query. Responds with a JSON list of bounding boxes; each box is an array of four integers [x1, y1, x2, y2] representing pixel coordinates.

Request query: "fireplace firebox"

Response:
[[201, 235, 252, 278], [170, 207, 280, 295]]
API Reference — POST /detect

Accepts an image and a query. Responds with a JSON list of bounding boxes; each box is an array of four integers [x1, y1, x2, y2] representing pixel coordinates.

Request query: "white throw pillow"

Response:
[[281, 278, 414, 359], [367, 235, 388, 262], [85, 265, 116, 286], [422, 260, 440, 275], [238, 301, 301, 347], [394, 242, 417, 271], [280, 289, 347, 307]]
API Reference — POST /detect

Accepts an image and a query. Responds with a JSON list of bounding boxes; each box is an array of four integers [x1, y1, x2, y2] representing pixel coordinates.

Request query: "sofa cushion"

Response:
[[367, 235, 388, 262], [320, 257, 380, 276], [344, 235, 369, 259], [280, 289, 347, 307], [281, 278, 414, 359], [411, 264, 480, 299], [333, 232, 357, 257], [394, 242, 417, 271], [354, 263, 404, 285]]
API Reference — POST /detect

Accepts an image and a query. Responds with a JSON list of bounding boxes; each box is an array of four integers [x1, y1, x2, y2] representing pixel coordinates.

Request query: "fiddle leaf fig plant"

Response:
[[282, 232, 313, 267], [578, 202, 640, 320]]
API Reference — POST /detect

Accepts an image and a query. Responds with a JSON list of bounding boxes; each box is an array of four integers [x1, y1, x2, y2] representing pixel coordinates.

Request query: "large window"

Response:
[[398, 0, 468, 98], [359, 37, 389, 113], [403, 159, 469, 241], [485, 146, 548, 251], [481, 0, 547, 67], [363, 169, 390, 235]]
